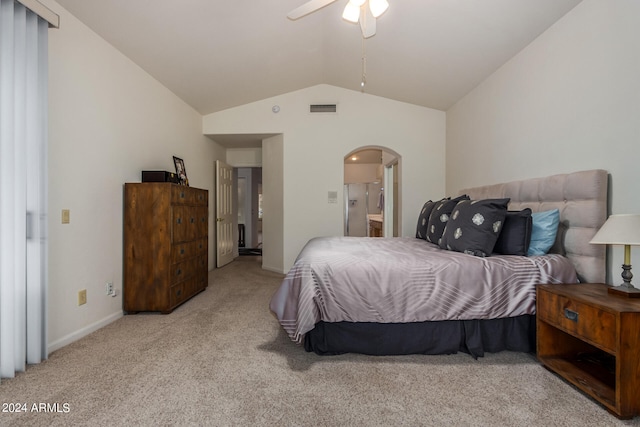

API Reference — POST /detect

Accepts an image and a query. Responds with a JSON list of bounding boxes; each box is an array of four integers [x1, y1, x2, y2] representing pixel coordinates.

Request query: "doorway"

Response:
[[236, 167, 262, 256], [344, 182, 383, 237], [344, 147, 400, 237]]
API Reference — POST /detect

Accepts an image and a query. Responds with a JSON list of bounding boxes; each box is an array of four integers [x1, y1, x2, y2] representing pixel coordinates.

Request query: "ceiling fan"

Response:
[[287, 0, 390, 38]]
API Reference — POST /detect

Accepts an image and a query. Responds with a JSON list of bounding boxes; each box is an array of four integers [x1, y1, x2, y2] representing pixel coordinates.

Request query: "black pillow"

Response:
[[439, 198, 510, 257], [416, 200, 437, 239], [493, 209, 533, 256], [425, 195, 470, 245]]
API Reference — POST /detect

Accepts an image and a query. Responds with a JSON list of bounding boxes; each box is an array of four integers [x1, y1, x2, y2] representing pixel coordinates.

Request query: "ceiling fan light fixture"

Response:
[[342, 2, 360, 23], [369, 0, 389, 18]]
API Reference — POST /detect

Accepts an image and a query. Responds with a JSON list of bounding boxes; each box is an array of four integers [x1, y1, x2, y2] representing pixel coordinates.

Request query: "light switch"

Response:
[[328, 191, 338, 204], [62, 209, 70, 224]]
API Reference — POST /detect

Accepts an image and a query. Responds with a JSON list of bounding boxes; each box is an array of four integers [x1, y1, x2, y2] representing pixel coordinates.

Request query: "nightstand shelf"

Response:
[[537, 283, 640, 419], [539, 352, 616, 408]]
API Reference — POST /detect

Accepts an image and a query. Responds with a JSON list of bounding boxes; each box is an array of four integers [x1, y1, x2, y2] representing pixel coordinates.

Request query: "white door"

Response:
[[216, 160, 234, 267]]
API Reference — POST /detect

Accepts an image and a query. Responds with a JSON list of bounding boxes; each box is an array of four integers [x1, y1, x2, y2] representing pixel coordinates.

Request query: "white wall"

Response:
[[262, 135, 284, 273], [203, 85, 446, 272], [44, 1, 224, 352], [226, 147, 262, 167], [344, 163, 382, 184], [446, 0, 640, 282]]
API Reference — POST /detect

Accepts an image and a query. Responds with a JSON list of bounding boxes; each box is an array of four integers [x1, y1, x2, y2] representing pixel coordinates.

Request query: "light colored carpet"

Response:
[[0, 256, 637, 426]]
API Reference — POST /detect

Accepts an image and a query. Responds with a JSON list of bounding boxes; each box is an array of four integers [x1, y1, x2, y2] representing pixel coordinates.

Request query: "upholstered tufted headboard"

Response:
[[459, 169, 608, 284]]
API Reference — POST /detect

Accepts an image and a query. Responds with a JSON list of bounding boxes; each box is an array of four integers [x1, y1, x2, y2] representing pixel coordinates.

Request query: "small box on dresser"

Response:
[[536, 283, 640, 419], [141, 170, 180, 184], [124, 183, 208, 314]]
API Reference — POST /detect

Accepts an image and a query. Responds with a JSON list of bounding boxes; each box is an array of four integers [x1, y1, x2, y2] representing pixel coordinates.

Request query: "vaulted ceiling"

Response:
[[54, 0, 582, 115]]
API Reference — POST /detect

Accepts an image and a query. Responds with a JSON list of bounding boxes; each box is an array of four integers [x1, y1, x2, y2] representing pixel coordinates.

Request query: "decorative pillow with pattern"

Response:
[[493, 209, 533, 256], [439, 198, 510, 257], [416, 200, 438, 239], [425, 195, 470, 245]]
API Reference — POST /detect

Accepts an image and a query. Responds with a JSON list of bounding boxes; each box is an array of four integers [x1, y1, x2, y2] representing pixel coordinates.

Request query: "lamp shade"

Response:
[[590, 214, 640, 245]]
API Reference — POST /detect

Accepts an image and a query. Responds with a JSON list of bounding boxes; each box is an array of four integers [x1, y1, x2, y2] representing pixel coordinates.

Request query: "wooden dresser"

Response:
[[124, 183, 208, 313], [537, 283, 640, 419]]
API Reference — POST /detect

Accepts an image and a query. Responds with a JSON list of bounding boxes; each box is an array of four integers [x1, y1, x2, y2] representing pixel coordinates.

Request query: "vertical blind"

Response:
[[0, 0, 49, 380]]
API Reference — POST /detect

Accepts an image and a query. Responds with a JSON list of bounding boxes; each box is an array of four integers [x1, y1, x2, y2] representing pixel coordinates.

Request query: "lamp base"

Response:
[[608, 284, 640, 298]]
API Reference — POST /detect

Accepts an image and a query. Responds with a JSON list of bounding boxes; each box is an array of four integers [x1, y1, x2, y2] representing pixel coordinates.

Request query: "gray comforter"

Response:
[[270, 237, 578, 344]]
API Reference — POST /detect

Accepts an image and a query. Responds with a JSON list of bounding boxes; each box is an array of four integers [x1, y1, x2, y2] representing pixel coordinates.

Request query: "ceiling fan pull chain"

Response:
[[361, 35, 367, 91]]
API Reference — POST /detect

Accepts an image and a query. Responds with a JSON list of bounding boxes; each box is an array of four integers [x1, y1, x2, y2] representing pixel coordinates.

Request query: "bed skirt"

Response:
[[303, 315, 536, 358]]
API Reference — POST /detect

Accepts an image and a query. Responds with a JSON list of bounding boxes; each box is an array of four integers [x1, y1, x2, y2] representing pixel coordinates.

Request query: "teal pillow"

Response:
[[528, 209, 560, 256]]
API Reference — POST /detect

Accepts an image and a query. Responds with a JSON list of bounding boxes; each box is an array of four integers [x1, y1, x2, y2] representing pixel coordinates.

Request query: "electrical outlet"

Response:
[[106, 282, 114, 296], [78, 289, 87, 306]]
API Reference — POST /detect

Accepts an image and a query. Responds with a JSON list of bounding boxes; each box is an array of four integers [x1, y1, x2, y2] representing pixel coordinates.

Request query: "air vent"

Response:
[[310, 104, 337, 113]]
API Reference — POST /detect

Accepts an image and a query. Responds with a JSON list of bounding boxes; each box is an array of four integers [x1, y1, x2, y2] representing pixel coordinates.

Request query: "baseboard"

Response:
[[47, 311, 123, 355], [261, 264, 285, 275]]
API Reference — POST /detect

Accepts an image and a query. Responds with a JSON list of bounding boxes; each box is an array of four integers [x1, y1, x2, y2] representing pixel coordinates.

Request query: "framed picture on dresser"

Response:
[[173, 156, 189, 186]]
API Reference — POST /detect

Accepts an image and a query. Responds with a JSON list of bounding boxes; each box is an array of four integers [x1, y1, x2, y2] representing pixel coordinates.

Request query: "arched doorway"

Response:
[[344, 147, 400, 237]]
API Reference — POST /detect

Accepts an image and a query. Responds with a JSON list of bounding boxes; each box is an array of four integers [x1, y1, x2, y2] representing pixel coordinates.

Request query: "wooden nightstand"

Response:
[[537, 283, 640, 419]]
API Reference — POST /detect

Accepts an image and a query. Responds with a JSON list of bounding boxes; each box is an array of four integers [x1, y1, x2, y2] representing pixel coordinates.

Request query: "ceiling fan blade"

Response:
[[287, 0, 338, 20], [359, 5, 377, 38]]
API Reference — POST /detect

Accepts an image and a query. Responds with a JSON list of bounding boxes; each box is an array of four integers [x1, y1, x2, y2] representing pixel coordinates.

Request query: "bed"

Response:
[[270, 169, 608, 357]]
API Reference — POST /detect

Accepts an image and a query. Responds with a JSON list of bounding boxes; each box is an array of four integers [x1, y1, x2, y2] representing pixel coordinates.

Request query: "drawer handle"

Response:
[[176, 269, 182, 276], [564, 308, 579, 322], [180, 248, 185, 254]]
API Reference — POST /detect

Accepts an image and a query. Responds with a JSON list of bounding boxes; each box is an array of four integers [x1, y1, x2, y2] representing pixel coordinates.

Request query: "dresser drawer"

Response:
[[193, 188, 208, 206], [183, 277, 197, 299], [169, 282, 186, 308], [195, 207, 208, 237], [171, 185, 194, 205], [194, 237, 207, 254], [171, 259, 195, 284], [195, 254, 207, 272], [171, 186, 208, 206], [538, 289, 616, 352], [171, 242, 193, 263]]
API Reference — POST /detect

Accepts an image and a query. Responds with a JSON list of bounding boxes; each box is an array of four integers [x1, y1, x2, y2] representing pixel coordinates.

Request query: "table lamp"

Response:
[[590, 214, 640, 297]]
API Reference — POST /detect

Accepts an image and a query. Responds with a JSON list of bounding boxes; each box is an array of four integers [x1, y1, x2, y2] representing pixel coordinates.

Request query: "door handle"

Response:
[[216, 218, 224, 222]]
